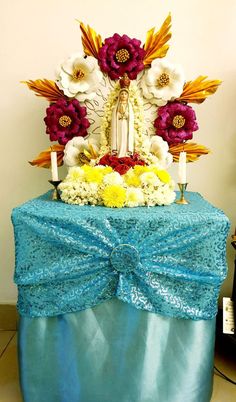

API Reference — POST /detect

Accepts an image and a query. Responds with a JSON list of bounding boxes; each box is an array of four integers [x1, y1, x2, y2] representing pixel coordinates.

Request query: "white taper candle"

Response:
[[178, 151, 187, 184], [50, 152, 59, 181]]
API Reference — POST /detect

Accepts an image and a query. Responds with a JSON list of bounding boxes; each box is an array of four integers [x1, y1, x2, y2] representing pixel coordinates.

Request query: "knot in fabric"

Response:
[[110, 244, 140, 273]]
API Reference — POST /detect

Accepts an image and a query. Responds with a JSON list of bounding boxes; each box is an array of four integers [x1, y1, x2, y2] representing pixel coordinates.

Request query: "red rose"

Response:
[[110, 162, 119, 169], [99, 154, 111, 165], [98, 153, 147, 171], [118, 157, 134, 166], [110, 156, 119, 164], [132, 153, 140, 162], [135, 160, 146, 166], [127, 159, 136, 167], [114, 164, 130, 175]]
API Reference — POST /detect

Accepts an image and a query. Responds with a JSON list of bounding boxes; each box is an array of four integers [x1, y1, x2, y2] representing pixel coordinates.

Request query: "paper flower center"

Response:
[[157, 72, 170, 87], [172, 114, 186, 128], [77, 152, 90, 165], [72, 69, 85, 81], [116, 48, 130, 63], [59, 115, 72, 127]]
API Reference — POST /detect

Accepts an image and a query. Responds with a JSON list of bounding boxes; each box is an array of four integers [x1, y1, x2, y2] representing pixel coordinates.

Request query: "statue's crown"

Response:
[[119, 73, 130, 89]]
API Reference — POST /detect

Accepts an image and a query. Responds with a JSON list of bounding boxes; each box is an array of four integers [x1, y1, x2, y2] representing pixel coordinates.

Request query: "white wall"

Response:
[[1, 0, 236, 303]]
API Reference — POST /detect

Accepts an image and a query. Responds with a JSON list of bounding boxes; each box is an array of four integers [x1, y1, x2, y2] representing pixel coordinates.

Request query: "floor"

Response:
[[0, 330, 235, 402]]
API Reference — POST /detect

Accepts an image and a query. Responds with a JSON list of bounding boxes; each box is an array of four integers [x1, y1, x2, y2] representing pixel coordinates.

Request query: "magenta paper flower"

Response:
[[44, 99, 90, 145], [98, 33, 145, 80], [154, 102, 199, 144]]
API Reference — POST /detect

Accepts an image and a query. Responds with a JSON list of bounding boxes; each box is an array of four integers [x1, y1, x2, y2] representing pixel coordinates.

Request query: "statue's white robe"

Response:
[[111, 101, 134, 157]]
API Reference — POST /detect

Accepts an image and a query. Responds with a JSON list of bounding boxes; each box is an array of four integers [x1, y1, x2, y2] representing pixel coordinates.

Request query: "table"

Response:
[[12, 191, 230, 402]]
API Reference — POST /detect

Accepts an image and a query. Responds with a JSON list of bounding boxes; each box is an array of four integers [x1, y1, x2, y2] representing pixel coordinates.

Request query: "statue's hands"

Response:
[[112, 150, 118, 156]]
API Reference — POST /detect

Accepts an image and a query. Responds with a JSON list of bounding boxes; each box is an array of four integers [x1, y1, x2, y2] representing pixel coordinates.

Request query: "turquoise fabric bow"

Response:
[[12, 191, 229, 319]]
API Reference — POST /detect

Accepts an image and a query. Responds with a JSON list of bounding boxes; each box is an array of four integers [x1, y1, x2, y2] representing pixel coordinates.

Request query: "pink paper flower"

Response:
[[154, 102, 199, 144], [44, 99, 90, 145], [98, 34, 145, 80]]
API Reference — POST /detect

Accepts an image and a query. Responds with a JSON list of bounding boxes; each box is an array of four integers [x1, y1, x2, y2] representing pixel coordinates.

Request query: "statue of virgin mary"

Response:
[[110, 80, 134, 157]]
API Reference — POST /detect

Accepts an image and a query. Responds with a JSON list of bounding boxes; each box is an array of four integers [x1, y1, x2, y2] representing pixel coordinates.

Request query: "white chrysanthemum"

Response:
[[125, 188, 144, 207], [59, 180, 100, 205], [150, 136, 173, 168], [155, 187, 176, 205], [56, 52, 103, 102], [103, 172, 123, 186], [140, 172, 161, 186], [63, 137, 99, 167], [140, 59, 185, 106]]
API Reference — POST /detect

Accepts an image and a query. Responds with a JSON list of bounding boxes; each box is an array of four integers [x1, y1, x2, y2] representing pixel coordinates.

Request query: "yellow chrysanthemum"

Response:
[[133, 165, 150, 176], [149, 166, 160, 176], [81, 164, 92, 173], [85, 167, 104, 184], [156, 170, 171, 184], [124, 171, 141, 187], [102, 185, 126, 208], [102, 166, 113, 175]]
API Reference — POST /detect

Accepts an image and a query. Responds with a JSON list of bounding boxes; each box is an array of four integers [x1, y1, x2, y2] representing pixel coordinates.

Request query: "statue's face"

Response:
[[120, 90, 128, 102]]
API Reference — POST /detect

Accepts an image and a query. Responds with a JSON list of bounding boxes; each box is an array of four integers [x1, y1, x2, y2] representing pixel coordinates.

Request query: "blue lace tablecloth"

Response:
[[12, 191, 230, 320]]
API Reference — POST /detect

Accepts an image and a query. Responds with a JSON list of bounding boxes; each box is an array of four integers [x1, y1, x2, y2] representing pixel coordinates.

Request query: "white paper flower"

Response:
[[63, 137, 99, 167], [150, 136, 173, 168], [56, 52, 103, 102], [140, 60, 185, 106], [103, 172, 123, 186]]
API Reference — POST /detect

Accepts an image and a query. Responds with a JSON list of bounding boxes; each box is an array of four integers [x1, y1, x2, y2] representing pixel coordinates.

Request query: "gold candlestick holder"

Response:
[[48, 180, 62, 200], [175, 183, 189, 205]]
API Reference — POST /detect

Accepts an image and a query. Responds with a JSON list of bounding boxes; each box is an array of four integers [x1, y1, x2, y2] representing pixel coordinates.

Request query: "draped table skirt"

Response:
[[18, 299, 215, 402]]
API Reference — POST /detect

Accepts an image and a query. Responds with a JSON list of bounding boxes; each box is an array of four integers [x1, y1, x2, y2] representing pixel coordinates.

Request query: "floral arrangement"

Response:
[[60, 165, 175, 207], [24, 14, 221, 207]]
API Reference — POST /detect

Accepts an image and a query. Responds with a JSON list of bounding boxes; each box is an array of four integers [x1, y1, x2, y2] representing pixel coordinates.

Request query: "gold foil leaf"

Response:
[[79, 21, 103, 59], [87, 144, 98, 159], [169, 142, 210, 162], [22, 79, 65, 102], [29, 145, 65, 168], [143, 14, 172, 66], [177, 76, 222, 104], [79, 144, 98, 164]]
